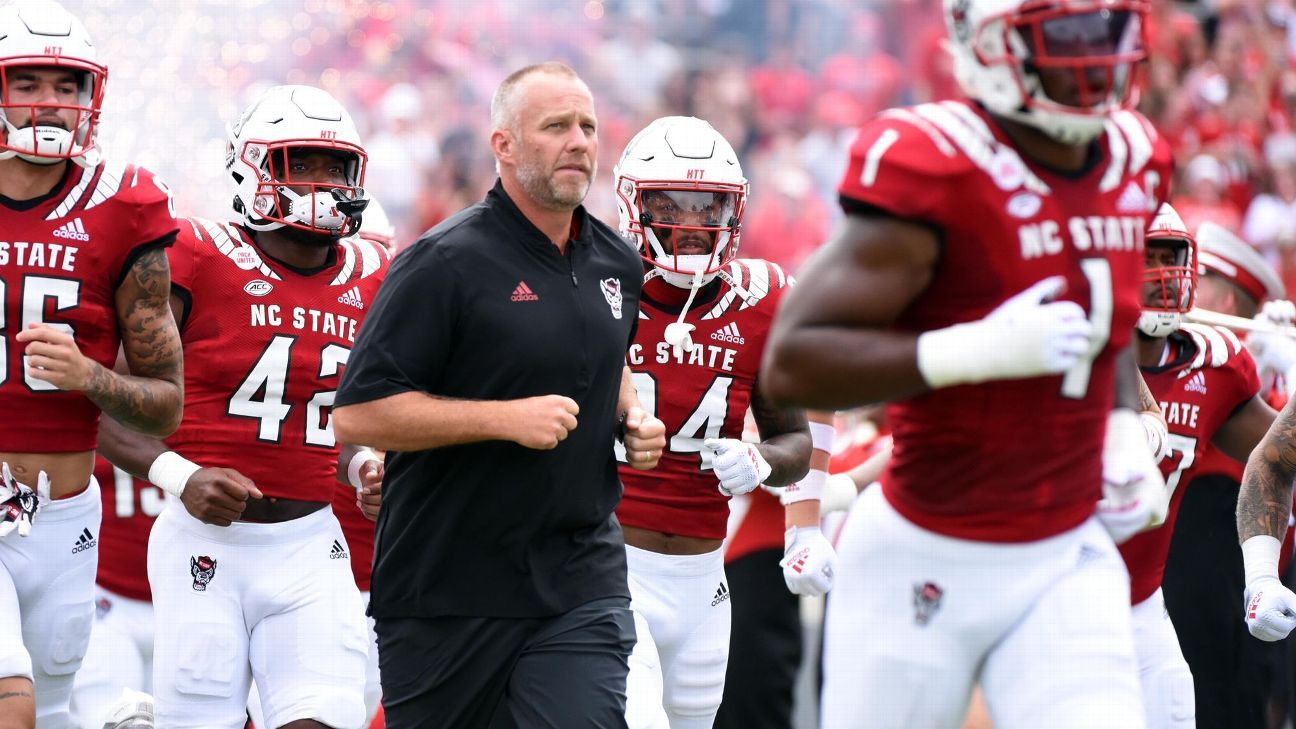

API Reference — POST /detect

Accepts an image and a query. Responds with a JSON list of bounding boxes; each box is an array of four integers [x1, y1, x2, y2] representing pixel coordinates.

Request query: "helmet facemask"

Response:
[[0, 61, 105, 167], [626, 183, 745, 289], [1137, 233, 1197, 338], [235, 140, 368, 238], [953, 0, 1149, 144]]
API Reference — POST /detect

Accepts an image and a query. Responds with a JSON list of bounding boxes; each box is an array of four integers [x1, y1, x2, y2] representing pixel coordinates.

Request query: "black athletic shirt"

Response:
[[337, 179, 642, 619]]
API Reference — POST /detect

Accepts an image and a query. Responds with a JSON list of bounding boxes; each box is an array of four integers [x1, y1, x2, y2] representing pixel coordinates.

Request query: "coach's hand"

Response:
[[622, 406, 666, 471], [16, 323, 97, 391], [181, 468, 263, 527], [510, 395, 580, 449]]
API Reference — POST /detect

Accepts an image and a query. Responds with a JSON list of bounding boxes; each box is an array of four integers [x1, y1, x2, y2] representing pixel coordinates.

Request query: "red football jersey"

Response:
[[165, 218, 389, 502], [617, 260, 790, 539], [93, 454, 161, 601], [838, 100, 1173, 542], [1121, 324, 1260, 604], [0, 160, 177, 452], [332, 480, 374, 591]]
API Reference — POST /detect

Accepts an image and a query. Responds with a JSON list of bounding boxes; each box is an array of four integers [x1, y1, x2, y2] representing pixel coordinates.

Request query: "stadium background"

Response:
[[56, 0, 1296, 726]]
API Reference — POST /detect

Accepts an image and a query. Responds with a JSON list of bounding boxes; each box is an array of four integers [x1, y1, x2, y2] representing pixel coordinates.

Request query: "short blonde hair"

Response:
[[489, 61, 582, 134]]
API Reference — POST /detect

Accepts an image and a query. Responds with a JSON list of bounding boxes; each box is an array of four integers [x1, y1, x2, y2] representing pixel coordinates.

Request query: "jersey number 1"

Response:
[[1061, 259, 1114, 399], [227, 335, 349, 447]]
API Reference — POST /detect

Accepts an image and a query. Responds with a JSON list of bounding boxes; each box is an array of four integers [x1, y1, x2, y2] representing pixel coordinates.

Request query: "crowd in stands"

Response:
[[81, 0, 1296, 283]]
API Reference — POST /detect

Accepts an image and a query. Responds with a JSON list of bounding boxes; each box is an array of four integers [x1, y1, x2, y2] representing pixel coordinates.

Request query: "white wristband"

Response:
[[808, 422, 834, 453], [916, 323, 984, 388], [1243, 535, 1284, 586], [347, 447, 379, 490], [148, 451, 201, 498], [780, 469, 825, 505]]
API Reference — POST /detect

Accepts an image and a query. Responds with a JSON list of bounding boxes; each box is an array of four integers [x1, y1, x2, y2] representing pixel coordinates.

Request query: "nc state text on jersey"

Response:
[[1161, 401, 1200, 429], [249, 304, 358, 342], [627, 341, 738, 372], [0, 241, 79, 271], [1018, 215, 1146, 260]]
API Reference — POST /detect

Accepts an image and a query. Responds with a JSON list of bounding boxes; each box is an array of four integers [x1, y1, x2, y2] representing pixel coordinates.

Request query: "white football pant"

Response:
[[0, 478, 100, 729], [820, 485, 1145, 729], [247, 589, 380, 728], [148, 503, 369, 729], [71, 586, 154, 728], [625, 545, 730, 729], [1132, 588, 1195, 728]]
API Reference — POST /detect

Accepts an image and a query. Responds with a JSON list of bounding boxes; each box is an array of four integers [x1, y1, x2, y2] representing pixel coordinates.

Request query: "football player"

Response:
[[760, 0, 1175, 724], [97, 85, 387, 729], [612, 116, 833, 729], [0, 1, 182, 726], [1120, 204, 1278, 728]]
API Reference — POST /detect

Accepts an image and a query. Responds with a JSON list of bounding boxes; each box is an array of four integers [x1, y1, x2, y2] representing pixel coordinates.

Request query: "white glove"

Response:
[[704, 438, 772, 496], [820, 473, 860, 513], [1245, 577, 1296, 641], [101, 687, 155, 729], [917, 276, 1093, 388], [664, 322, 696, 358], [0, 463, 51, 538], [1096, 409, 1169, 544], [1247, 300, 1296, 385], [1242, 535, 1296, 641], [780, 525, 836, 596], [1140, 411, 1171, 463]]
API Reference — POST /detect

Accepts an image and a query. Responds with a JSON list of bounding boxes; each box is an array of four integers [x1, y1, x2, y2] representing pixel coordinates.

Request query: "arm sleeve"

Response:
[[336, 244, 460, 407]]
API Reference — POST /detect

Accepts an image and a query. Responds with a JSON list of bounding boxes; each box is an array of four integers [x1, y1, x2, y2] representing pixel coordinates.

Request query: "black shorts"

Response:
[[376, 596, 636, 729]]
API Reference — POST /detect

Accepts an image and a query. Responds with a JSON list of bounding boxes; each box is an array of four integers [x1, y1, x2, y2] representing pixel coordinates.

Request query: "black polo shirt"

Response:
[[336, 180, 642, 619]]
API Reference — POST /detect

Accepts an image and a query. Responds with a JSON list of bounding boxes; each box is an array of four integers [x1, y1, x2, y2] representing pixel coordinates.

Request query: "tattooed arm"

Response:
[[19, 247, 184, 436], [1238, 395, 1296, 543]]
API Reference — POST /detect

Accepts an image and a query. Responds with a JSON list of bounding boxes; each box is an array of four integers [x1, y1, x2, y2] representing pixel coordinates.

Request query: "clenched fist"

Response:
[[621, 406, 666, 470], [181, 467, 263, 527], [16, 323, 97, 391], [509, 395, 580, 450]]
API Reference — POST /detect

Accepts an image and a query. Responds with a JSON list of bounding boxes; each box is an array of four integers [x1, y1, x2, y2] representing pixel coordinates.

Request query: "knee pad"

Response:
[[662, 644, 727, 719], [173, 622, 242, 700], [26, 600, 93, 679]]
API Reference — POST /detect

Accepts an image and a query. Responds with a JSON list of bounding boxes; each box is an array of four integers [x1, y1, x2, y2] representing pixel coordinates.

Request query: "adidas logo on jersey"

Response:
[[710, 323, 745, 345], [511, 281, 539, 302], [1116, 181, 1149, 213], [329, 539, 349, 560], [711, 582, 730, 607], [336, 286, 364, 310], [52, 217, 90, 242], [72, 527, 97, 554], [1184, 371, 1208, 395]]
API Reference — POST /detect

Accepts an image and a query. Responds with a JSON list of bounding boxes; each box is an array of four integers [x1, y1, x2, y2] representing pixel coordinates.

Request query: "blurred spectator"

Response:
[[1173, 153, 1246, 234]]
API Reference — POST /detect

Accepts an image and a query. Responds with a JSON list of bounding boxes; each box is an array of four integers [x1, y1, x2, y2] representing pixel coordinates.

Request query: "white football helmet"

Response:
[[944, 0, 1148, 144], [0, 0, 105, 167], [614, 116, 747, 289], [227, 85, 368, 237], [1138, 202, 1197, 338]]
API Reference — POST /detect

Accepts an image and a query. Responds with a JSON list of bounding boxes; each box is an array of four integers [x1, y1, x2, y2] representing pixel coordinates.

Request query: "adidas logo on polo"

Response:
[[330, 539, 349, 560], [711, 322, 745, 345], [711, 582, 730, 607], [511, 281, 539, 302], [72, 527, 97, 554], [1185, 371, 1208, 395], [337, 286, 364, 310], [53, 217, 90, 242]]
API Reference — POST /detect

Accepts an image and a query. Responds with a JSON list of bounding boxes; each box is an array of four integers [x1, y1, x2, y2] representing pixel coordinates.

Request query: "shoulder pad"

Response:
[[1180, 323, 1246, 372]]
